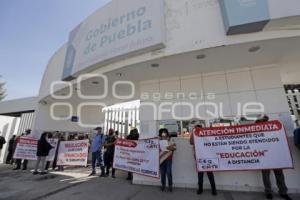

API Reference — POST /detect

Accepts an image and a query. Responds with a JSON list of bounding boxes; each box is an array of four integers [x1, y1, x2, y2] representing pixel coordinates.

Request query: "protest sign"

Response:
[[193, 120, 293, 172], [113, 138, 160, 178], [57, 140, 89, 166], [13, 136, 38, 160]]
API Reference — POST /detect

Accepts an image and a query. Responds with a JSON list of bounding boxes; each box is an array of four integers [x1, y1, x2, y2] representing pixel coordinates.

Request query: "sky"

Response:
[[0, 0, 111, 100]]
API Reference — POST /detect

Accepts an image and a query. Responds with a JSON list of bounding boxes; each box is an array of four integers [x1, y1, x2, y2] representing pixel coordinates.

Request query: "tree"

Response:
[[0, 76, 6, 101]]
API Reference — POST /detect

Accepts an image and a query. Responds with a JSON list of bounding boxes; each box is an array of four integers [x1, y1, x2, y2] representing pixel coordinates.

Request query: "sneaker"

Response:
[[280, 194, 292, 200], [32, 171, 39, 175], [99, 173, 106, 177], [160, 186, 165, 192], [89, 172, 96, 176], [168, 186, 173, 193], [112, 175, 116, 178], [212, 190, 217, 196], [22, 168, 27, 171], [13, 167, 20, 170], [197, 189, 203, 195], [266, 193, 273, 199]]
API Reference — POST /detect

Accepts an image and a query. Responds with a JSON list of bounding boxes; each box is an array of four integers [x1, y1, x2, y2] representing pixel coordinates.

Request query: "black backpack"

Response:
[[294, 128, 300, 150]]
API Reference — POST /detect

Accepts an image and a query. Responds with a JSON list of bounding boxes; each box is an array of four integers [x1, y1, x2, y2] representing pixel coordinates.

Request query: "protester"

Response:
[[12, 134, 22, 170], [33, 132, 53, 175], [89, 127, 106, 177], [14, 129, 31, 170], [104, 128, 117, 178], [294, 122, 300, 150], [6, 135, 16, 164], [45, 132, 54, 171], [56, 134, 65, 171], [50, 132, 60, 170], [159, 128, 176, 192], [0, 132, 6, 150], [190, 125, 217, 196], [115, 130, 119, 139], [256, 115, 292, 200], [0, 132, 6, 160], [84, 134, 89, 140], [126, 128, 140, 181]]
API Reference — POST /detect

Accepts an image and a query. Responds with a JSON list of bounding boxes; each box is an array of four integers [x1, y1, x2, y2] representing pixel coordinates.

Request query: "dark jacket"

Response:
[[294, 127, 300, 150], [8, 138, 15, 152], [0, 136, 6, 149], [37, 139, 53, 157], [105, 135, 116, 154]]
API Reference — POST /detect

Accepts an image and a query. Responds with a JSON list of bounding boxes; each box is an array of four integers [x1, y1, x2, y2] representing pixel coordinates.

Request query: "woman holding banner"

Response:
[[190, 125, 217, 196], [33, 132, 53, 175], [126, 128, 140, 181], [159, 128, 176, 192]]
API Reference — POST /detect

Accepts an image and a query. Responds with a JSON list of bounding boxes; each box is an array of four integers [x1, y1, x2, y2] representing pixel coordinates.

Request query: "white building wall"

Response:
[[135, 64, 300, 192], [0, 116, 20, 164], [37, 0, 300, 101], [38, 45, 67, 100], [32, 102, 105, 136], [139, 65, 291, 136]]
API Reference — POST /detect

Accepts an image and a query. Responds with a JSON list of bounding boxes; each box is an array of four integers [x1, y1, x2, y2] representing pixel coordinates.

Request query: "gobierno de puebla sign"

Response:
[[193, 120, 293, 172], [62, 0, 166, 80]]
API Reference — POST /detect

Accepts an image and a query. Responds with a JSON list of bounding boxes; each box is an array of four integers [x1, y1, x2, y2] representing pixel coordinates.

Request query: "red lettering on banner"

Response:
[[116, 139, 137, 148], [19, 139, 38, 145], [65, 143, 88, 148], [64, 153, 88, 158], [194, 120, 282, 137], [217, 150, 267, 159]]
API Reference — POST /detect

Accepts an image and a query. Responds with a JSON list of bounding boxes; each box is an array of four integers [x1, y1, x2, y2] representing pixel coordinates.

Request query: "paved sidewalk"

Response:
[[0, 164, 299, 200]]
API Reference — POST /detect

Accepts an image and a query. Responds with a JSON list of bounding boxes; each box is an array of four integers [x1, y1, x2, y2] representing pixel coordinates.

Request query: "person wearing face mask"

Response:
[[14, 129, 31, 170], [190, 125, 217, 196], [33, 132, 54, 175], [159, 128, 176, 192], [104, 128, 117, 178], [45, 132, 54, 171], [89, 127, 106, 177], [126, 128, 140, 181]]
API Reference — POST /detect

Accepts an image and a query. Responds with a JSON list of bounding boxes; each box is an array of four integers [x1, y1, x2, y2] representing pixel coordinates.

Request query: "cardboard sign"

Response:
[[193, 120, 293, 172], [57, 140, 89, 166], [113, 138, 160, 178]]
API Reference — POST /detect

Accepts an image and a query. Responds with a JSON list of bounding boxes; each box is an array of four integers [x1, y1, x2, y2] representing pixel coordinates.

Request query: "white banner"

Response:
[[194, 120, 293, 172], [113, 138, 159, 178], [13, 136, 38, 160], [47, 139, 59, 162], [57, 140, 89, 166]]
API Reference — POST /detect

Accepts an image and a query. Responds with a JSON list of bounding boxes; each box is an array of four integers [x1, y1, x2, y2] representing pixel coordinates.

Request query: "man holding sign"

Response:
[[89, 127, 106, 177], [191, 125, 217, 196]]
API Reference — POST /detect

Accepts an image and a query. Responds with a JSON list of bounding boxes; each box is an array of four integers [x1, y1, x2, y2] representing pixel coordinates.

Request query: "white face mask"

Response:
[[161, 133, 168, 140]]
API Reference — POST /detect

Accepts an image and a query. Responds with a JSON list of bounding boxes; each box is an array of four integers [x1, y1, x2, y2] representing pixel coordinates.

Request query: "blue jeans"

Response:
[[160, 160, 173, 187], [92, 150, 103, 172]]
